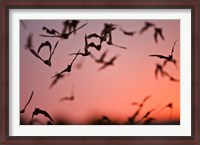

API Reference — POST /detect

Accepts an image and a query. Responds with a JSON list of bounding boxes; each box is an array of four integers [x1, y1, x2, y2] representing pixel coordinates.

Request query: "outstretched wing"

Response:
[[142, 95, 151, 103], [29, 48, 44, 61], [87, 33, 101, 39], [68, 23, 87, 36], [171, 40, 177, 55], [70, 49, 81, 66], [99, 50, 108, 62], [149, 54, 168, 59], [140, 21, 155, 34], [37, 41, 52, 54], [39, 109, 54, 122], [20, 91, 34, 113]]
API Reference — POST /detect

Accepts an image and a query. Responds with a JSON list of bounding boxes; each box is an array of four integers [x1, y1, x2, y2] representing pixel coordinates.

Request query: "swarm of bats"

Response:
[[21, 20, 179, 125]]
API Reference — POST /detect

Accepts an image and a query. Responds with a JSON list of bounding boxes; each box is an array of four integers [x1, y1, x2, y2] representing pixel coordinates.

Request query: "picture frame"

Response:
[[1, 0, 199, 144]]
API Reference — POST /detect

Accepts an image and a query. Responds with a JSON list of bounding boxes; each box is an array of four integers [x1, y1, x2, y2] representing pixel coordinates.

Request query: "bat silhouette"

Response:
[[101, 23, 118, 47], [20, 91, 34, 113], [51, 49, 81, 78], [43, 41, 59, 67], [119, 28, 137, 36], [29, 41, 59, 67], [40, 23, 87, 39], [37, 41, 52, 54], [128, 96, 151, 124], [154, 27, 165, 43], [25, 33, 33, 49], [42, 26, 60, 35], [98, 55, 119, 71], [101, 23, 117, 36], [32, 108, 54, 122], [149, 40, 177, 61], [158, 103, 173, 120], [140, 21, 155, 34], [60, 96, 74, 101]]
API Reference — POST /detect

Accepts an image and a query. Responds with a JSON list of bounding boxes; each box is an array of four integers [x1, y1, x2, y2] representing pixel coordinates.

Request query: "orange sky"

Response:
[[20, 20, 180, 125]]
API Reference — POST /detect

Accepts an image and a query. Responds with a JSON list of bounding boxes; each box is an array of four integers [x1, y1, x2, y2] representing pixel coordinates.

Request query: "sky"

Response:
[[20, 20, 180, 125]]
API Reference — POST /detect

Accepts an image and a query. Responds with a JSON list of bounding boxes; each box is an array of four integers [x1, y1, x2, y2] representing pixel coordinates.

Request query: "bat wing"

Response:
[[158, 30, 165, 41], [39, 34, 60, 38], [27, 34, 32, 47], [149, 54, 168, 59], [69, 23, 87, 36], [24, 91, 34, 109], [112, 43, 127, 49], [29, 49, 44, 61], [37, 42, 48, 54], [39, 109, 54, 122], [99, 50, 108, 62], [142, 95, 151, 103], [171, 40, 177, 55], [98, 64, 108, 71], [109, 55, 118, 63], [70, 49, 81, 65], [131, 102, 140, 106], [60, 96, 70, 101], [87, 33, 100, 39]]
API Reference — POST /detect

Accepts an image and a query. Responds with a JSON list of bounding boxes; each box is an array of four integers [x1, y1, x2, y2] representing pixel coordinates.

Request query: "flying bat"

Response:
[[32, 108, 54, 122], [140, 21, 155, 34], [154, 27, 165, 43]]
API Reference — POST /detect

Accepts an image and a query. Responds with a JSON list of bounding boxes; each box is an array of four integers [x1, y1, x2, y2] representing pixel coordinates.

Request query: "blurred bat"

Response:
[[51, 49, 80, 78], [40, 23, 87, 39], [154, 27, 165, 43], [42, 26, 60, 35], [140, 21, 155, 34], [158, 103, 173, 120], [98, 55, 119, 71], [119, 28, 137, 36], [24, 33, 33, 49]]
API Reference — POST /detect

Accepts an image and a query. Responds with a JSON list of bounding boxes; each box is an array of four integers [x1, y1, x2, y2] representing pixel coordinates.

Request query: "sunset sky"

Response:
[[20, 20, 180, 125]]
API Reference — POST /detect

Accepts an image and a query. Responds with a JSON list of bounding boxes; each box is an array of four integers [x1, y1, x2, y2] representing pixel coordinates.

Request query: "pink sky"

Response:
[[20, 20, 180, 125]]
